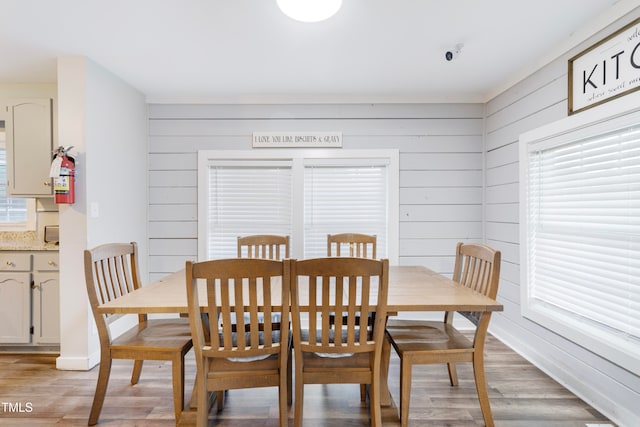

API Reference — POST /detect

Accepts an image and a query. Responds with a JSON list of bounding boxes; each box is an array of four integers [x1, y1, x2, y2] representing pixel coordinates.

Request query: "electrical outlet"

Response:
[[90, 202, 99, 218]]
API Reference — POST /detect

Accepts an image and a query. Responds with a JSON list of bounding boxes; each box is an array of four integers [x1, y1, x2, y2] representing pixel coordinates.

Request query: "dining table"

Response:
[[97, 264, 503, 407]]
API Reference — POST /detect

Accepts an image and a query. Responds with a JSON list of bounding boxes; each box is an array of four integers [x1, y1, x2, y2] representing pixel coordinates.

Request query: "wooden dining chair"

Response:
[[385, 242, 501, 427], [186, 258, 291, 427], [238, 234, 290, 260], [236, 234, 290, 332], [327, 232, 378, 400], [290, 257, 389, 427], [84, 242, 192, 425], [327, 233, 376, 259]]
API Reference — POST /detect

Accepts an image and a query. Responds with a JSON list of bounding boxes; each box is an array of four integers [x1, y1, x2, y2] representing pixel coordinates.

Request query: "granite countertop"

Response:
[[0, 231, 59, 251]]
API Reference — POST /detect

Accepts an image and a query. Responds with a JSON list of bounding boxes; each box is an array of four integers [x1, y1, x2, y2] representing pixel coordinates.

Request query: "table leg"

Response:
[[380, 333, 393, 407]]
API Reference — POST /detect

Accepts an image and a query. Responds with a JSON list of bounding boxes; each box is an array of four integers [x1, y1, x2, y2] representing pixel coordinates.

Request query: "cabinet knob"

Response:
[[6, 261, 14, 267], [44, 181, 52, 186], [48, 261, 57, 266]]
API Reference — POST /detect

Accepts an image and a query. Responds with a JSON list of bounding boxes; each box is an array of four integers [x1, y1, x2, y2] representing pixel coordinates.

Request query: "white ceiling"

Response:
[[0, 0, 636, 104]]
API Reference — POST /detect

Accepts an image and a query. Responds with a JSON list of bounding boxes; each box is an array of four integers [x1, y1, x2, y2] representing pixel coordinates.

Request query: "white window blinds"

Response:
[[304, 163, 388, 258], [206, 162, 293, 259], [527, 124, 640, 337], [521, 102, 640, 375], [0, 144, 28, 224]]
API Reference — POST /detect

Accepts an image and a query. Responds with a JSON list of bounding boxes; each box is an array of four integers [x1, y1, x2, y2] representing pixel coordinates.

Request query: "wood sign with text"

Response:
[[252, 132, 342, 148], [569, 17, 640, 115]]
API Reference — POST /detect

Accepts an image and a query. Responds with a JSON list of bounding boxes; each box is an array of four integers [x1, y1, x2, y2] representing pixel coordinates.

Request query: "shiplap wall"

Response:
[[485, 10, 640, 426], [147, 103, 484, 281]]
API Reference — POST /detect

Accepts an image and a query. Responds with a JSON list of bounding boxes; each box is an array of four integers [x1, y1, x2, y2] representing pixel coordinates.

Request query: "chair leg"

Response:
[[88, 357, 112, 426], [360, 384, 367, 401], [189, 378, 198, 409], [216, 391, 225, 411], [473, 354, 494, 427], [195, 373, 209, 427], [131, 360, 143, 385], [287, 350, 293, 406], [380, 333, 393, 407], [447, 361, 459, 386], [294, 364, 304, 427], [279, 371, 288, 427], [399, 356, 412, 427], [171, 354, 186, 422], [370, 376, 382, 427]]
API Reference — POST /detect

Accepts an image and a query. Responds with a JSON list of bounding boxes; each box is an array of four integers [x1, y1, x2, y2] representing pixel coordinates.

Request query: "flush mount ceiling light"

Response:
[[277, 0, 342, 22]]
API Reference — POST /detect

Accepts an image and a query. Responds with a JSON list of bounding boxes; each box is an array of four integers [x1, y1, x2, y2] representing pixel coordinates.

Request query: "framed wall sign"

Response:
[[568, 17, 640, 115]]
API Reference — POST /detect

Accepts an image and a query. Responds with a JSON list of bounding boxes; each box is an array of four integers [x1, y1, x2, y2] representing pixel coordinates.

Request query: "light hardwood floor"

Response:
[[0, 335, 615, 426]]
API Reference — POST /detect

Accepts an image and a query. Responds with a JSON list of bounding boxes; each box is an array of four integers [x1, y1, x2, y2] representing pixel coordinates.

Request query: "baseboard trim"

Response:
[[56, 350, 100, 371]]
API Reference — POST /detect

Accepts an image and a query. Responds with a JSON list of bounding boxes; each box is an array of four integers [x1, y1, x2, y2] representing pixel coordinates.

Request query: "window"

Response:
[[520, 96, 640, 375], [303, 161, 388, 258], [205, 161, 293, 260], [198, 149, 399, 263], [0, 120, 35, 230]]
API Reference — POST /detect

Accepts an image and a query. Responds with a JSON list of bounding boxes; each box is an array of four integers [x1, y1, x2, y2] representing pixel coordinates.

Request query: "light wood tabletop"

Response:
[[97, 265, 503, 314]]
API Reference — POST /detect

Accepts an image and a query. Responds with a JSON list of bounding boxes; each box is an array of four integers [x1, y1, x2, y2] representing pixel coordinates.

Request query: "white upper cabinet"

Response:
[[5, 98, 54, 196]]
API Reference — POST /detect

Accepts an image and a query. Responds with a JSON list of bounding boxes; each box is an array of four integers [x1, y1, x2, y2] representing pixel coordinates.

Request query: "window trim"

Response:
[[197, 149, 399, 264], [0, 198, 36, 231], [204, 159, 294, 260], [0, 121, 36, 231], [519, 90, 640, 376]]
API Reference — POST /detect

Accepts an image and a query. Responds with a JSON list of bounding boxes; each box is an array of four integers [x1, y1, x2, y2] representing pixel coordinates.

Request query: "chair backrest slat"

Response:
[[114, 256, 127, 298], [321, 275, 331, 346], [262, 275, 273, 344], [359, 274, 371, 345]]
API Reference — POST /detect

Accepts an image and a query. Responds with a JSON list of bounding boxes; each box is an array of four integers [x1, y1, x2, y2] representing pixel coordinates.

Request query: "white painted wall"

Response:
[[485, 9, 640, 427], [147, 103, 484, 280], [56, 56, 147, 370]]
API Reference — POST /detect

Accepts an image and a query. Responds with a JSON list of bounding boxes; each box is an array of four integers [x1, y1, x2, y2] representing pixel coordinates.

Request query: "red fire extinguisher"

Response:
[[50, 146, 75, 204]]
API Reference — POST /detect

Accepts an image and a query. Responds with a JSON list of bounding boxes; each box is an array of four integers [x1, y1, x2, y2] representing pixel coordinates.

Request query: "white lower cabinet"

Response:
[[0, 271, 31, 343], [33, 253, 60, 344], [0, 251, 59, 347]]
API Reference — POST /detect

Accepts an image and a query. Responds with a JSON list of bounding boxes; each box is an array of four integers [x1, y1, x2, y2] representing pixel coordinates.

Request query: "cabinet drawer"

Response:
[[0, 253, 31, 271], [33, 252, 59, 271]]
